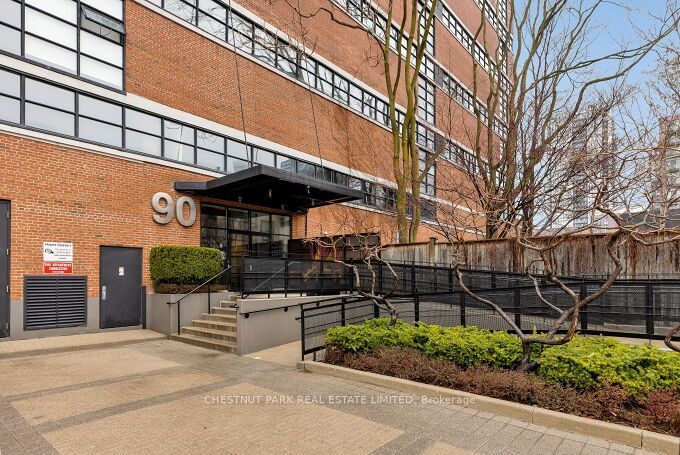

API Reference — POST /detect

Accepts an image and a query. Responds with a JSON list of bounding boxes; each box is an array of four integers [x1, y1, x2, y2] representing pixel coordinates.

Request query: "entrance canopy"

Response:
[[174, 165, 364, 213]]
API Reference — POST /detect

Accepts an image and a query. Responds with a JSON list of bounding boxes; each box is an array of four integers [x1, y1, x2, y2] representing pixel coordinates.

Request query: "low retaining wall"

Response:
[[236, 295, 347, 355], [146, 292, 231, 335]]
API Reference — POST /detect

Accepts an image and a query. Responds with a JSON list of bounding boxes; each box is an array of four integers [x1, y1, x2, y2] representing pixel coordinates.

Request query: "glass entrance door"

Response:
[[200, 203, 291, 290]]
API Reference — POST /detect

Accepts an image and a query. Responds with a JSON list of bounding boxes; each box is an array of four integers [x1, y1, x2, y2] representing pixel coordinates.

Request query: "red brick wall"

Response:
[[0, 133, 218, 299]]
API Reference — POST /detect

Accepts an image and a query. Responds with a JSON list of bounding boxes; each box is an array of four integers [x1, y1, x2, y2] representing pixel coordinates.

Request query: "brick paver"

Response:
[[0, 339, 663, 455], [0, 330, 165, 357]]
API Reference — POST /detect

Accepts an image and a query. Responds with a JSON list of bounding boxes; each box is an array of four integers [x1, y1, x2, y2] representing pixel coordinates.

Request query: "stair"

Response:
[[170, 300, 239, 353]]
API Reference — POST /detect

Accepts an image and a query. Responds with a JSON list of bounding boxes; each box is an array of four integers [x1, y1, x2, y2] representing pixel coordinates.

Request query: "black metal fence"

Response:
[[299, 279, 680, 359], [240, 256, 578, 297]]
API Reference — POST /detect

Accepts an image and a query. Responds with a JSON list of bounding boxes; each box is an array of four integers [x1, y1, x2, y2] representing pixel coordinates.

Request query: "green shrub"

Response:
[[325, 318, 523, 369], [537, 337, 680, 394], [423, 325, 523, 368], [150, 246, 223, 289], [326, 319, 680, 394]]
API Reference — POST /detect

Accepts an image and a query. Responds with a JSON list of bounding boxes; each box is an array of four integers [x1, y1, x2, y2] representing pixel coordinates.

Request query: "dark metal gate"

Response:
[[100, 246, 142, 329], [0, 201, 9, 338]]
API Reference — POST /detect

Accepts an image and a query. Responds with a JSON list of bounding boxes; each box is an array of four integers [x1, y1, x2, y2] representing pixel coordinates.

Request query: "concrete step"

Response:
[[170, 333, 236, 353], [182, 326, 237, 342], [191, 319, 237, 332], [202, 313, 237, 323], [211, 307, 237, 316]]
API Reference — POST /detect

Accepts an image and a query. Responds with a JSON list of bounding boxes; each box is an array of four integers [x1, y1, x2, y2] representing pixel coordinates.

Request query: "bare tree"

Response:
[[271, 0, 460, 242], [304, 229, 401, 325], [455, 0, 680, 239]]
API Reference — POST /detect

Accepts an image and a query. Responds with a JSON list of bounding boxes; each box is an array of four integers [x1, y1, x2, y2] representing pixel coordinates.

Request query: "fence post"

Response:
[[460, 292, 466, 327], [411, 261, 417, 294], [645, 282, 654, 336], [300, 307, 306, 361], [579, 282, 588, 332], [284, 259, 289, 298], [448, 268, 454, 293], [374, 300, 380, 318], [414, 294, 420, 322], [320, 261, 324, 295], [491, 270, 497, 289], [341, 298, 347, 326], [513, 287, 521, 330]]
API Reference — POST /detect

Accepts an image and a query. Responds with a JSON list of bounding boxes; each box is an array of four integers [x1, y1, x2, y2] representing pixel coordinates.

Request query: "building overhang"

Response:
[[174, 165, 364, 213]]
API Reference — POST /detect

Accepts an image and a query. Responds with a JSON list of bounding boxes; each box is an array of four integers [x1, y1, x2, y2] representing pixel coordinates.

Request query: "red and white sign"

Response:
[[43, 242, 73, 275], [43, 262, 73, 274]]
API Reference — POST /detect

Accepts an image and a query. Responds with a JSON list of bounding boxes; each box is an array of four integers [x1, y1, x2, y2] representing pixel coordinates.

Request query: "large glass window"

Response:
[[418, 77, 436, 124], [0, 68, 20, 123], [125, 108, 162, 156], [0, 67, 436, 218], [200, 204, 291, 260], [0, 0, 125, 89], [25, 79, 75, 135]]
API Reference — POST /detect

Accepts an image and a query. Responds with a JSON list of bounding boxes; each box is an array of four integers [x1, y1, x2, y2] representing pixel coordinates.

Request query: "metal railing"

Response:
[[239, 256, 592, 297], [166, 265, 232, 335], [298, 277, 680, 360]]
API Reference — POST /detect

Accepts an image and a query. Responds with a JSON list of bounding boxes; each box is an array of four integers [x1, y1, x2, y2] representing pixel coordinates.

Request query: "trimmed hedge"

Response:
[[325, 318, 524, 369], [150, 246, 223, 288], [325, 318, 680, 394], [538, 337, 680, 395]]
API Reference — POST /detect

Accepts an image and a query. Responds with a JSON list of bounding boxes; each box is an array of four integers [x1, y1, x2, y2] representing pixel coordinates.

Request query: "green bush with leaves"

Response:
[[150, 246, 223, 288], [537, 337, 680, 394], [325, 318, 524, 369], [325, 319, 680, 394]]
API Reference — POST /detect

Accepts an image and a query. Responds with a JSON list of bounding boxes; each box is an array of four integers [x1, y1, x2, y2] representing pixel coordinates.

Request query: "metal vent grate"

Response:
[[24, 276, 87, 330]]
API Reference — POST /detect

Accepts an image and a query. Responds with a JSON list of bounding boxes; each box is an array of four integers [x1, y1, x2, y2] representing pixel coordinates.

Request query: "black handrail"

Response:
[[167, 265, 232, 335], [241, 261, 300, 298]]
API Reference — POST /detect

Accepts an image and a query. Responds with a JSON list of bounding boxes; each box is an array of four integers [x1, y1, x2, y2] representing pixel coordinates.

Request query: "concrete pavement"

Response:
[[0, 337, 662, 455]]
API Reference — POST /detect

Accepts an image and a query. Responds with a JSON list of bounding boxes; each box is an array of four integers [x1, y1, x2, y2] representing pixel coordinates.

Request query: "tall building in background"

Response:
[[547, 105, 617, 231], [657, 115, 680, 187], [0, 0, 510, 339]]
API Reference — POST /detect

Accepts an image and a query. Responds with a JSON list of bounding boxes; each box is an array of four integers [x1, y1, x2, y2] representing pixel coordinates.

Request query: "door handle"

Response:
[[102, 286, 107, 300]]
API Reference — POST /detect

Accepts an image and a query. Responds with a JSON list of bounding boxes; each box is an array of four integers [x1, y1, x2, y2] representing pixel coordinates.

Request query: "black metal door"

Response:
[[100, 246, 142, 329], [0, 201, 9, 338]]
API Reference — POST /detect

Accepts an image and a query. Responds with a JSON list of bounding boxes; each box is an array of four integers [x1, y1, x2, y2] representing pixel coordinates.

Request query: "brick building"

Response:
[[0, 0, 508, 339]]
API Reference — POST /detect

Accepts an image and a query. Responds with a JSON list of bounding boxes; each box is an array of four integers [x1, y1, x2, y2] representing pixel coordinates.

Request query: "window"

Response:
[[25, 79, 75, 135], [418, 77, 435, 124], [0, 68, 20, 123], [253, 28, 276, 66], [227, 139, 249, 173], [78, 95, 122, 146], [164, 121, 195, 164], [80, 6, 125, 88], [317, 64, 334, 98], [1, 0, 125, 89], [252, 148, 275, 167], [197, 130, 225, 171], [419, 151, 436, 196], [198, 0, 227, 40], [125, 108, 161, 156], [229, 13, 253, 53], [1, 68, 392, 199], [418, 4, 435, 56]]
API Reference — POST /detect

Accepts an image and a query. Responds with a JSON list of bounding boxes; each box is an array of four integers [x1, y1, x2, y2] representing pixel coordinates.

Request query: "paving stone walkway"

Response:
[[0, 338, 662, 455]]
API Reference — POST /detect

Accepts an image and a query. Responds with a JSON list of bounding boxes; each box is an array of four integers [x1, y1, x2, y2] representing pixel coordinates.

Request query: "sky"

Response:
[[512, 0, 678, 136]]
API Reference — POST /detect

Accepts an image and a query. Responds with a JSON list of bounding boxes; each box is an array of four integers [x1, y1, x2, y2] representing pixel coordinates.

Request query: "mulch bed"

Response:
[[325, 346, 680, 436]]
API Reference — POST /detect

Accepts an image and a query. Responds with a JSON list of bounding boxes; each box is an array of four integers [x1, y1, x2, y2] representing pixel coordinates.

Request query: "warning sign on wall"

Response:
[[43, 242, 73, 275], [43, 262, 74, 274]]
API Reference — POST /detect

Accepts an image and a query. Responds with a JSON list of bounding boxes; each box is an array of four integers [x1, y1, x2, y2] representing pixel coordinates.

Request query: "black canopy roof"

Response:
[[174, 165, 364, 213]]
